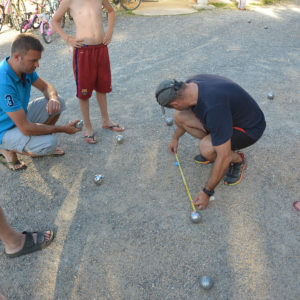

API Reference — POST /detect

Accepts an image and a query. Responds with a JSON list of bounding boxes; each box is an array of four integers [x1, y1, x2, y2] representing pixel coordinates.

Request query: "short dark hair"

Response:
[[11, 33, 44, 56]]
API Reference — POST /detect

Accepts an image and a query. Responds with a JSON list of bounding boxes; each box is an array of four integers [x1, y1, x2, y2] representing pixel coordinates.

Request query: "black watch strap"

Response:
[[203, 187, 214, 197]]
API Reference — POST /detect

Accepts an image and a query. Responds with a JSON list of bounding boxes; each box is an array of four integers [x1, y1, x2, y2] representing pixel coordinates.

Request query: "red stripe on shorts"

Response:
[[233, 126, 247, 135]]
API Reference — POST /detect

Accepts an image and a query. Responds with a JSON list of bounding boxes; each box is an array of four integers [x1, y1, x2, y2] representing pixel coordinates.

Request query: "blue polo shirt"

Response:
[[0, 57, 38, 143]]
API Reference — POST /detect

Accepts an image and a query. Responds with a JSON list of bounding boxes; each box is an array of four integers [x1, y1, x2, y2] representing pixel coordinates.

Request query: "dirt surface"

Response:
[[135, 0, 199, 15], [0, 1, 300, 299]]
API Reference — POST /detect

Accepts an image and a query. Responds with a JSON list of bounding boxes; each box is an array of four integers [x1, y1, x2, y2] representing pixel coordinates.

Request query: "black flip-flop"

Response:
[[83, 131, 98, 144], [5, 231, 54, 258]]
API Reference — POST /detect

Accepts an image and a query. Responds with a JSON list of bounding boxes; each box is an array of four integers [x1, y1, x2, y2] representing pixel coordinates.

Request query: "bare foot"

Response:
[[0, 150, 26, 171], [52, 147, 65, 156], [102, 121, 124, 132], [24, 147, 65, 157], [83, 131, 98, 144], [4, 231, 53, 255]]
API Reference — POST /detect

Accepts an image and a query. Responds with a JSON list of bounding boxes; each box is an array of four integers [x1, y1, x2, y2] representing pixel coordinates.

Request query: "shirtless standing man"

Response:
[[52, 0, 124, 144]]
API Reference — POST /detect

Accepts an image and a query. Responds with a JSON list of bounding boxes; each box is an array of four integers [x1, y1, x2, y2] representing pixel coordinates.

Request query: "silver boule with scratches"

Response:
[[190, 211, 201, 224], [267, 92, 274, 100], [75, 120, 84, 128], [94, 174, 104, 185], [165, 117, 173, 126], [200, 276, 213, 290], [116, 135, 124, 144]]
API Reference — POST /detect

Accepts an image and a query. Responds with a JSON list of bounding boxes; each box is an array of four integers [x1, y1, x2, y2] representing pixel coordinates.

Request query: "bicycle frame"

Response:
[[40, 13, 56, 43], [40, 17, 53, 35], [1, 0, 10, 14]]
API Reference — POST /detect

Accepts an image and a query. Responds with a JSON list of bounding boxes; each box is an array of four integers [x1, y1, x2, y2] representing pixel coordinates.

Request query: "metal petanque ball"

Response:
[[75, 120, 84, 128], [94, 174, 104, 185], [116, 135, 124, 144], [200, 276, 213, 290], [165, 117, 173, 126], [267, 92, 274, 100], [190, 211, 201, 224]]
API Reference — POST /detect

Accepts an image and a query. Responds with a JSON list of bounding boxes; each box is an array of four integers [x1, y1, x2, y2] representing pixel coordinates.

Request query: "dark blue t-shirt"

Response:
[[188, 74, 266, 146]]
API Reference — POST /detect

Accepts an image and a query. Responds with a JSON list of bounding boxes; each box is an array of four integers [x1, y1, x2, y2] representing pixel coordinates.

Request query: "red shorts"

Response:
[[73, 44, 112, 100]]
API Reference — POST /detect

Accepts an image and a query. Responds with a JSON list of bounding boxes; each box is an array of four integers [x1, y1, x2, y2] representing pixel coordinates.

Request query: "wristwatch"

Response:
[[203, 187, 214, 197]]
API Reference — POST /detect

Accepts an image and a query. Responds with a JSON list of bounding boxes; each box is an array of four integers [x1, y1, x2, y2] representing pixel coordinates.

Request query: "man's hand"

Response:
[[63, 120, 82, 134], [103, 30, 113, 45], [168, 138, 179, 154], [193, 190, 210, 210], [46, 98, 61, 115], [67, 36, 84, 48]]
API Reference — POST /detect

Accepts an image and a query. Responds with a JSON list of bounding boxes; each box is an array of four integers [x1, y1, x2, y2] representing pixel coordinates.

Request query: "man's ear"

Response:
[[171, 100, 179, 109], [12, 52, 21, 62]]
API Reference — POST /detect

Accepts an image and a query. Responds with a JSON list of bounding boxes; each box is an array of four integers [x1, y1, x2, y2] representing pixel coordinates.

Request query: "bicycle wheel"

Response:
[[42, 22, 52, 43], [33, 15, 41, 29], [18, 0, 26, 17], [67, 9, 73, 21], [43, 0, 54, 15], [120, 0, 141, 10], [20, 19, 29, 33], [9, 3, 20, 30], [0, 5, 4, 32], [14, 0, 26, 21]]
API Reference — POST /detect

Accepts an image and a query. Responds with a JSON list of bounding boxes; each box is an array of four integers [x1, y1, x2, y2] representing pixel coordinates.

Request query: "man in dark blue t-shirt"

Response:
[[155, 74, 266, 210]]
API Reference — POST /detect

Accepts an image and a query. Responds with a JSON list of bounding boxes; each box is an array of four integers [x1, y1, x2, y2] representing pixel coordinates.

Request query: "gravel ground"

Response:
[[0, 1, 300, 299]]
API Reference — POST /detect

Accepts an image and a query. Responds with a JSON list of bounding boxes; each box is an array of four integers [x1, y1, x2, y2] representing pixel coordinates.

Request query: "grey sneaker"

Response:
[[224, 153, 246, 186]]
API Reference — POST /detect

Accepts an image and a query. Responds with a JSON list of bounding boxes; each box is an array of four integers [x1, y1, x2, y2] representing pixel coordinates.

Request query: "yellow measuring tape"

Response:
[[175, 153, 196, 212]]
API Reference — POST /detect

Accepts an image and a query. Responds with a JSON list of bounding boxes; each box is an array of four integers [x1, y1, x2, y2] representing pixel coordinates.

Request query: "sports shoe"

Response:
[[194, 154, 211, 165], [224, 153, 246, 186]]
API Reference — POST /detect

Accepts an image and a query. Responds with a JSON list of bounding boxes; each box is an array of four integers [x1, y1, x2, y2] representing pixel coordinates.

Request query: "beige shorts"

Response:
[[0, 96, 66, 155]]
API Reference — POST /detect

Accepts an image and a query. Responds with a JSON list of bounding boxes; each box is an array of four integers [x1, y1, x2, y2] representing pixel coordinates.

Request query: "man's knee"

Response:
[[24, 134, 57, 156], [199, 136, 214, 157], [173, 110, 190, 125], [27, 95, 66, 124], [57, 95, 66, 113]]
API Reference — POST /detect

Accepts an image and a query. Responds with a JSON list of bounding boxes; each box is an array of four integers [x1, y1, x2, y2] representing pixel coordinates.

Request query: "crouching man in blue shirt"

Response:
[[0, 33, 81, 171], [155, 74, 266, 210]]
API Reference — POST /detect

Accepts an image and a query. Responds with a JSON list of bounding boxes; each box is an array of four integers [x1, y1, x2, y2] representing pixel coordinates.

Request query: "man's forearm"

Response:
[[107, 10, 115, 32], [43, 83, 58, 101], [205, 155, 231, 191], [172, 126, 186, 140], [22, 122, 65, 136], [52, 18, 69, 41]]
